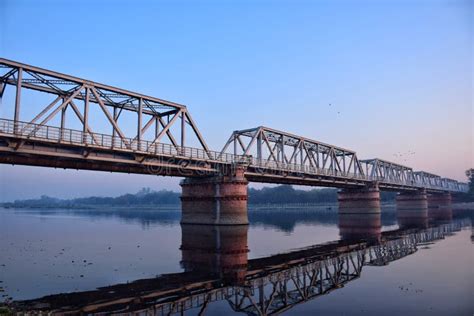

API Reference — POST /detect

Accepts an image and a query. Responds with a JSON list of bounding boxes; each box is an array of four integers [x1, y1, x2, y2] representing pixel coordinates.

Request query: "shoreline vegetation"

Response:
[[1, 185, 396, 210], [2, 185, 473, 211]]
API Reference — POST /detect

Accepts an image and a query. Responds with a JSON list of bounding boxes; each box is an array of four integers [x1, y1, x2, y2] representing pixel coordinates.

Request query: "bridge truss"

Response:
[[220, 126, 365, 177], [0, 58, 240, 176], [0, 58, 468, 193], [220, 127, 467, 192], [0, 58, 211, 152]]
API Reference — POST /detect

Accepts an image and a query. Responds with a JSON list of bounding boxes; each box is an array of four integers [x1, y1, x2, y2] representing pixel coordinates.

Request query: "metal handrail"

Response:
[[0, 118, 468, 192]]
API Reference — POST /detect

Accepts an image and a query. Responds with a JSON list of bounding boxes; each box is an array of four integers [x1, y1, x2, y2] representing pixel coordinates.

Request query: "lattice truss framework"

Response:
[[0, 58, 468, 192], [0, 58, 210, 153], [220, 126, 365, 177], [221, 127, 467, 191], [362, 159, 465, 191]]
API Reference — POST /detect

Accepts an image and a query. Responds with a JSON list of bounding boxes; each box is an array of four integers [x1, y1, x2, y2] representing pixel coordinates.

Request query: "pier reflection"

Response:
[[180, 224, 249, 283], [338, 213, 382, 241], [429, 207, 453, 222], [8, 215, 468, 315], [337, 202, 382, 241], [397, 208, 429, 229]]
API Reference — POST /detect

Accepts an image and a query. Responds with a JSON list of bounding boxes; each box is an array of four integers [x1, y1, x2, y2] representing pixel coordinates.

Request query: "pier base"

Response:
[[180, 166, 248, 225], [338, 186, 381, 214], [396, 190, 429, 229], [428, 193, 452, 221]]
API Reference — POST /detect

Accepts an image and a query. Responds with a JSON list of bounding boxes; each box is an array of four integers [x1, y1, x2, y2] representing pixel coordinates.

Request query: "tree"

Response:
[[466, 168, 474, 198]]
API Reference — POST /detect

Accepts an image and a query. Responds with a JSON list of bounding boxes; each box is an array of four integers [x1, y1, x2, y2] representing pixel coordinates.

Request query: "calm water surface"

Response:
[[0, 207, 472, 315]]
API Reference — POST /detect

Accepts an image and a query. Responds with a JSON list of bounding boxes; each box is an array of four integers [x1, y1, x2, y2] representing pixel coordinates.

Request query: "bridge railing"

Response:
[[247, 157, 467, 192], [0, 118, 468, 193], [247, 157, 368, 180], [0, 118, 244, 164]]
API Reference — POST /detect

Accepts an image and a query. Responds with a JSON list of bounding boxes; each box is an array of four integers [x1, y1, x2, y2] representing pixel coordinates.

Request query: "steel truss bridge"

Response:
[[11, 220, 466, 315], [0, 58, 468, 193]]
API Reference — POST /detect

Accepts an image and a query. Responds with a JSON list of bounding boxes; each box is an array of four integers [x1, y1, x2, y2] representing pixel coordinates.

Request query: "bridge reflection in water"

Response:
[[180, 224, 249, 284], [10, 216, 467, 315]]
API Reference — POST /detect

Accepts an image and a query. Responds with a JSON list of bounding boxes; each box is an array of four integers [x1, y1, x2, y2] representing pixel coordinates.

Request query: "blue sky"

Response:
[[0, 0, 472, 201]]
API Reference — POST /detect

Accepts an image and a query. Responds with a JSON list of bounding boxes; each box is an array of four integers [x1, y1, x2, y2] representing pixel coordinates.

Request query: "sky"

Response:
[[0, 0, 472, 202]]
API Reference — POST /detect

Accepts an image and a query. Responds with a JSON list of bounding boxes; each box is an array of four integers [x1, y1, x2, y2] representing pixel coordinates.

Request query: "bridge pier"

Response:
[[427, 193, 452, 221], [180, 165, 249, 225], [396, 190, 429, 228], [338, 186, 381, 214], [338, 186, 381, 240]]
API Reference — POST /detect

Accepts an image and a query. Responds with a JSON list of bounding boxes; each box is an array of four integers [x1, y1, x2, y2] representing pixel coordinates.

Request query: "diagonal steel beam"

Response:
[[243, 128, 260, 157], [236, 135, 247, 153], [31, 86, 84, 134], [20, 95, 62, 134], [148, 111, 181, 147], [90, 87, 131, 149], [261, 131, 278, 162], [68, 100, 102, 146], [184, 111, 211, 158], [158, 115, 179, 149]]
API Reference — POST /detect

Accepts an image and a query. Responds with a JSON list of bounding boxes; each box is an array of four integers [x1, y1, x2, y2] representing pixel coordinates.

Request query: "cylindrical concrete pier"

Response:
[[180, 166, 248, 225], [338, 186, 381, 214], [180, 224, 249, 283], [396, 190, 429, 229]]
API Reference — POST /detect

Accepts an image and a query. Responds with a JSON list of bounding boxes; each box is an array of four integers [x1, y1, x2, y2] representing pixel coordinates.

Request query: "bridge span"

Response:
[[0, 58, 468, 224]]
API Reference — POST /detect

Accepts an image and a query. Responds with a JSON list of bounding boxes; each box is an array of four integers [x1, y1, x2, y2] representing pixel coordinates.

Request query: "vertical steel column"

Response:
[[113, 107, 118, 148], [300, 142, 304, 166], [155, 116, 159, 138], [137, 98, 143, 151], [181, 110, 186, 154], [83, 87, 89, 144], [342, 152, 346, 175], [14, 67, 22, 134], [280, 136, 285, 165], [154, 116, 160, 153], [256, 131, 262, 161], [233, 134, 237, 156], [60, 98, 67, 142]]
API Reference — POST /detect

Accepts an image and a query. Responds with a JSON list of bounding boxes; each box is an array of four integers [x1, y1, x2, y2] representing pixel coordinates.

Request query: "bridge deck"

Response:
[[0, 118, 467, 193], [0, 58, 468, 193], [0, 118, 466, 193]]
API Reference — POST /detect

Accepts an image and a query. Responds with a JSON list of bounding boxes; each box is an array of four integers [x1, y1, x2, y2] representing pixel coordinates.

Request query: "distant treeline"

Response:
[[2, 185, 398, 209], [2, 188, 180, 209], [249, 185, 397, 204], [454, 169, 474, 202]]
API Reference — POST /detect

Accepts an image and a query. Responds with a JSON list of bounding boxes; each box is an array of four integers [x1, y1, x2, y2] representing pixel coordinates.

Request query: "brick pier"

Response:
[[396, 190, 429, 228], [180, 165, 249, 225]]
